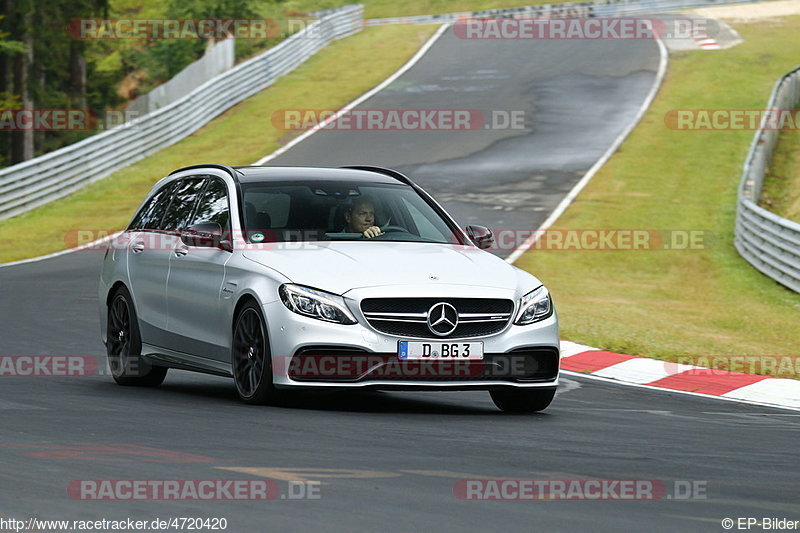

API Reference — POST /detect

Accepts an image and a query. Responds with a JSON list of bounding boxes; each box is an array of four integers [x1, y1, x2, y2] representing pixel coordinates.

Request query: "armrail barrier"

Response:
[[734, 66, 800, 294]]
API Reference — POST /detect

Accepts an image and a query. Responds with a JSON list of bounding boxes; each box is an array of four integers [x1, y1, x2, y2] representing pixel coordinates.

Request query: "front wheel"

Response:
[[490, 387, 556, 413], [107, 286, 168, 387], [232, 301, 280, 405]]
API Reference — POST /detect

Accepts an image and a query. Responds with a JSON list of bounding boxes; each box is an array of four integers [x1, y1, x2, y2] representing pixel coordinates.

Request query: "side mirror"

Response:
[[180, 222, 233, 252], [465, 225, 494, 250]]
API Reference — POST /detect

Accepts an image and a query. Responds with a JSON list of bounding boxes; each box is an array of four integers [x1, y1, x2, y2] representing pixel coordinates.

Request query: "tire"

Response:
[[232, 301, 280, 405], [490, 387, 556, 413], [106, 286, 168, 387]]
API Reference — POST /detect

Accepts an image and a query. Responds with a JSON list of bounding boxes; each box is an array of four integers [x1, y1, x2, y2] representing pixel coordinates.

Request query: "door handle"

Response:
[[131, 241, 145, 254], [174, 247, 188, 257]]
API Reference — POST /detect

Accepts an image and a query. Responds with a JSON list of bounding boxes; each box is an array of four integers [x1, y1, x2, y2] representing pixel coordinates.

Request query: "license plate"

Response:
[[398, 341, 484, 360]]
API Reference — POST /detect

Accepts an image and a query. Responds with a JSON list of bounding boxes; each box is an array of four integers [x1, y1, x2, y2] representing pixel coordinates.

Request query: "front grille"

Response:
[[360, 298, 514, 339], [288, 347, 559, 382]]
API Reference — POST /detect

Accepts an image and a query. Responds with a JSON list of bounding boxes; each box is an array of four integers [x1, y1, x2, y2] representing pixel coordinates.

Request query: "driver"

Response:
[[344, 197, 384, 238]]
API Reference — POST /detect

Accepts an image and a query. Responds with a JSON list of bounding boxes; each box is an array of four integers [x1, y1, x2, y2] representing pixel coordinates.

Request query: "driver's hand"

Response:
[[363, 226, 384, 239]]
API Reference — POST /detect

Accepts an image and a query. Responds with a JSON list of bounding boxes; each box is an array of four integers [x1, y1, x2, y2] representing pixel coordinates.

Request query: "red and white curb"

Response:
[[692, 25, 721, 49], [560, 340, 800, 411]]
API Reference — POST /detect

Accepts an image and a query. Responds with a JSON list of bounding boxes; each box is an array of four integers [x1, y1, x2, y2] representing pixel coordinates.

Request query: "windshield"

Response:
[[240, 181, 461, 244]]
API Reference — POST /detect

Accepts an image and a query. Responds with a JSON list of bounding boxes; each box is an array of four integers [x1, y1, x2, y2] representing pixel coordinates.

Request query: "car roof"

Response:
[[233, 166, 403, 185], [171, 164, 405, 185]]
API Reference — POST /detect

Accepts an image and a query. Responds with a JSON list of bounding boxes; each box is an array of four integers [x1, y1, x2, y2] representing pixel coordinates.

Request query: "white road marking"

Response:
[[253, 23, 450, 165], [556, 377, 581, 395], [504, 37, 669, 264], [562, 370, 800, 412]]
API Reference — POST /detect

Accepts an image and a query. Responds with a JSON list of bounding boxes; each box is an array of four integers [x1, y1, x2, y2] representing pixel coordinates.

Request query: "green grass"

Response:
[[515, 17, 800, 372], [0, 24, 437, 263], [761, 105, 800, 222]]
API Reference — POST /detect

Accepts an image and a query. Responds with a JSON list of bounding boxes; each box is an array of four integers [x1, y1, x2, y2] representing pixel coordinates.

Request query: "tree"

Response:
[[0, 14, 26, 110], [0, 0, 108, 164], [4, 0, 34, 164]]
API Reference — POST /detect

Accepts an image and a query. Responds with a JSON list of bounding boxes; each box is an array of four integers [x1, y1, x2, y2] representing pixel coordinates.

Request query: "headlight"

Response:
[[514, 286, 553, 325], [279, 284, 357, 325]]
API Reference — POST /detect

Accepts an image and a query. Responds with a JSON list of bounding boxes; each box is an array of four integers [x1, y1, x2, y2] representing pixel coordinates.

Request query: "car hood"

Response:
[[242, 241, 525, 295]]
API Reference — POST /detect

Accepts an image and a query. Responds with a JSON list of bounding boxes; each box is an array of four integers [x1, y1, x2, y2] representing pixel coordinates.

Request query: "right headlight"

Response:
[[514, 286, 553, 325], [279, 284, 357, 325]]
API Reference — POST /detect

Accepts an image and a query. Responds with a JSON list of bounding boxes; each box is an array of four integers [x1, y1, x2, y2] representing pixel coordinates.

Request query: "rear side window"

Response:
[[129, 182, 174, 231], [161, 177, 206, 231], [191, 179, 230, 230]]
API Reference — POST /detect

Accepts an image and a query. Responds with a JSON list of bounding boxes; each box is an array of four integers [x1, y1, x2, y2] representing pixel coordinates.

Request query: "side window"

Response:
[[161, 177, 206, 231], [191, 179, 230, 230], [129, 182, 174, 231]]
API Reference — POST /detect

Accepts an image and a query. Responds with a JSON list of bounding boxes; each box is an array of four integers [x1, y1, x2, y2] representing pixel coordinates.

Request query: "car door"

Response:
[[165, 176, 233, 361], [126, 181, 176, 345], [130, 176, 206, 348]]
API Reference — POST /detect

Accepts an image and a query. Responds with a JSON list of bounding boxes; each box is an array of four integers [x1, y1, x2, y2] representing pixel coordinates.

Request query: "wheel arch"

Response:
[[106, 280, 129, 307], [232, 293, 263, 332]]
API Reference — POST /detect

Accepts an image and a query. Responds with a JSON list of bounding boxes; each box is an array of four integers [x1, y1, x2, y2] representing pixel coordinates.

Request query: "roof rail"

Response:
[[341, 165, 414, 186], [169, 164, 242, 179]]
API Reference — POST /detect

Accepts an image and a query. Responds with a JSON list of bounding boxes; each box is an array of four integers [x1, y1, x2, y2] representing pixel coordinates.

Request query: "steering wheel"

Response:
[[380, 225, 407, 233]]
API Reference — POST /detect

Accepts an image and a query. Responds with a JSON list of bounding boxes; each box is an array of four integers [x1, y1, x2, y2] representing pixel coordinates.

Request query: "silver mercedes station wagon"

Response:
[[99, 165, 560, 412]]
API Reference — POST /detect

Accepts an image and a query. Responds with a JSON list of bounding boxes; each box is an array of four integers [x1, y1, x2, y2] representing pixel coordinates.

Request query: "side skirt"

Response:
[[141, 343, 233, 378]]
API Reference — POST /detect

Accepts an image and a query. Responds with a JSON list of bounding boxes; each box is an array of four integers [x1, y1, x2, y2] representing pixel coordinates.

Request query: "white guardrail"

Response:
[[734, 67, 800, 294], [0, 4, 363, 221], [361, 0, 760, 24], [126, 37, 236, 116]]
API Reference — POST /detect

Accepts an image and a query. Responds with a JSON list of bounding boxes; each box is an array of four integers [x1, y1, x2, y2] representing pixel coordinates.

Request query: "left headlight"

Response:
[[514, 286, 553, 325], [279, 284, 357, 325]]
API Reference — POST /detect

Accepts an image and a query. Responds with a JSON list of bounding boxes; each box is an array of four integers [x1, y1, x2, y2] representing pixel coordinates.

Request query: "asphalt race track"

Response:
[[272, 29, 659, 237], [1, 28, 798, 533]]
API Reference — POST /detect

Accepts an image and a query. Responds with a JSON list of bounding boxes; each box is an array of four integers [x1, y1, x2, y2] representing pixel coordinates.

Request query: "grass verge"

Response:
[[761, 105, 800, 222], [515, 16, 800, 375], [0, 24, 437, 263]]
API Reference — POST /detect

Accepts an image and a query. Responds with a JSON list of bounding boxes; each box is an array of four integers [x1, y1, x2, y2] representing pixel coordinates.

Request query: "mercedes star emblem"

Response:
[[427, 302, 459, 336]]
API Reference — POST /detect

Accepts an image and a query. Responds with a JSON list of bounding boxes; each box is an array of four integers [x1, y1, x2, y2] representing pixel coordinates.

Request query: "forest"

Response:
[[0, 0, 295, 167]]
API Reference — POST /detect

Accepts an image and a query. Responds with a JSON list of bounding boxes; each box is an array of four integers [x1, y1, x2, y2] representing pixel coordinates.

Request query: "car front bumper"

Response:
[[263, 296, 560, 390]]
